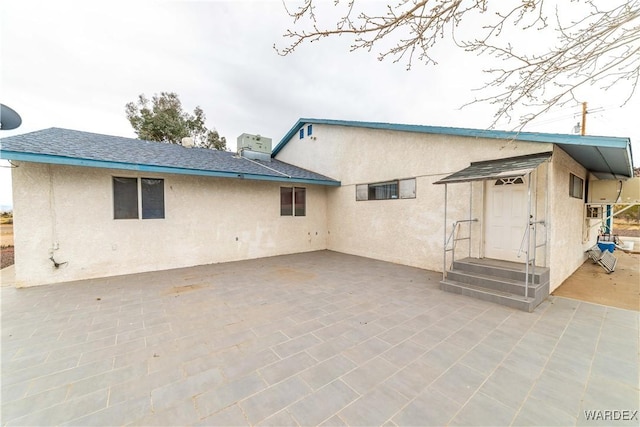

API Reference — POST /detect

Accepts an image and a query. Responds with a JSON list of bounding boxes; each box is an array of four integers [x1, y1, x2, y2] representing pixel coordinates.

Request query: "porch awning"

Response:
[[434, 151, 552, 184]]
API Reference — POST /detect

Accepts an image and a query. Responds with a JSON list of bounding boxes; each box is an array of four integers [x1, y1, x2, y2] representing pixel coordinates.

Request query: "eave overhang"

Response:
[[0, 150, 341, 187]]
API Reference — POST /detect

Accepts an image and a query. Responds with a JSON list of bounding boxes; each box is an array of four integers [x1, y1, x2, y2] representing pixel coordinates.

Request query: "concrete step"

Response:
[[453, 258, 550, 285], [440, 280, 539, 312], [446, 269, 542, 298]]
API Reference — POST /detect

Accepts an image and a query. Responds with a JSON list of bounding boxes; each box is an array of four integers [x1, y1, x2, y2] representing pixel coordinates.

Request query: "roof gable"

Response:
[[0, 128, 340, 186], [273, 118, 633, 179]]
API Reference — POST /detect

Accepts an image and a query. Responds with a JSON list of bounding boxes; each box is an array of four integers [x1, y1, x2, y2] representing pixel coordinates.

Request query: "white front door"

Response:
[[484, 176, 528, 262]]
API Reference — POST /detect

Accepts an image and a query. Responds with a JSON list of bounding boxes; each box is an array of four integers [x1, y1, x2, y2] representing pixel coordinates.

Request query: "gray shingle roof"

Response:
[[0, 128, 339, 186]]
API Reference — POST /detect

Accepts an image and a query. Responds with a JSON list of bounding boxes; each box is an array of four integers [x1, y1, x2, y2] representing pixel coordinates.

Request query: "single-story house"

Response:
[[1, 120, 635, 311]]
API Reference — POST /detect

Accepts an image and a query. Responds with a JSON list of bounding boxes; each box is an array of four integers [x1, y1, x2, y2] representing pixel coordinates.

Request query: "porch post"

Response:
[[525, 172, 532, 299], [469, 181, 473, 258], [443, 183, 448, 281]]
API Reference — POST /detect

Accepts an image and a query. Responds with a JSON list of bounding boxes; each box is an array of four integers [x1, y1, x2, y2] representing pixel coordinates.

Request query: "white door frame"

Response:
[[483, 175, 530, 262]]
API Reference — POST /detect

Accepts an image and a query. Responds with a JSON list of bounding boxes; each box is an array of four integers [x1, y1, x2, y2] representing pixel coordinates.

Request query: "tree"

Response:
[[125, 92, 227, 150], [276, 1, 640, 128]]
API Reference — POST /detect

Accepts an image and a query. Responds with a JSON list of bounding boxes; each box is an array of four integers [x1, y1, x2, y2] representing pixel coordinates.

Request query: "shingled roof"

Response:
[[0, 128, 340, 186]]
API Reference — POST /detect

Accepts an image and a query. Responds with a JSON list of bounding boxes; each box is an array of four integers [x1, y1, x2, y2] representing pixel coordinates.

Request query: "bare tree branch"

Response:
[[275, 0, 640, 129]]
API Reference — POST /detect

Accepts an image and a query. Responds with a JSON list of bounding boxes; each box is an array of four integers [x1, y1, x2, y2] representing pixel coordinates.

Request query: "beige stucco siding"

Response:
[[546, 146, 591, 290], [11, 163, 327, 287], [277, 124, 554, 272]]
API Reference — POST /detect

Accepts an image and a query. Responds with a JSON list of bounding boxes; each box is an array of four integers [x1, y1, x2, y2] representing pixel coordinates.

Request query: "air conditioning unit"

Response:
[[237, 133, 272, 154], [586, 205, 602, 219], [587, 178, 640, 204]]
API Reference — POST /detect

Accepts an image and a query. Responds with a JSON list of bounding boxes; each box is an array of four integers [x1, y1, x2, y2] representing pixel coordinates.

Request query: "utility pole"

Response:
[[581, 101, 587, 135]]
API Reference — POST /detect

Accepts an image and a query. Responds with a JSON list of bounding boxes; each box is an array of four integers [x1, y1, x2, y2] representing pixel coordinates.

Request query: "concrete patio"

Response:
[[1, 250, 638, 426]]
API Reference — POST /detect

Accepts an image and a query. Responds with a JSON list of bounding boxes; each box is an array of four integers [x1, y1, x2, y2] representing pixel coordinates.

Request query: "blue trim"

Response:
[[272, 118, 631, 155], [0, 150, 341, 187]]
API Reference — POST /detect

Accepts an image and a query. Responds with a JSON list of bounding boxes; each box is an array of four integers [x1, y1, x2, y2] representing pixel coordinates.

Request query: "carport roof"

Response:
[[274, 118, 634, 179], [0, 127, 340, 186]]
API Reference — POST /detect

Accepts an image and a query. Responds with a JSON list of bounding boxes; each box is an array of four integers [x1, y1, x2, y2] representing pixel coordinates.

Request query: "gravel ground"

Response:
[[1, 246, 14, 269], [617, 229, 640, 238]]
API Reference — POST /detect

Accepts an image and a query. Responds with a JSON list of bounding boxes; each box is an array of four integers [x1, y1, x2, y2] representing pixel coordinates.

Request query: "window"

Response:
[[113, 177, 138, 219], [281, 187, 306, 216], [280, 187, 293, 215], [299, 129, 304, 139], [141, 178, 165, 219], [307, 124, 313, 136], [369, 181, 398, 200], [569, 173, 584, 199], [113, 177, 165, 219], [294, 187, 306, 216], [356, 178, 416, 201], [495, 177, 524, 185]]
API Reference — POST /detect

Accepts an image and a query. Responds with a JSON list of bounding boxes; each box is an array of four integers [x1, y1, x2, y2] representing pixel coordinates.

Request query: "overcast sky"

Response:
[[1, 0, 638, 207]]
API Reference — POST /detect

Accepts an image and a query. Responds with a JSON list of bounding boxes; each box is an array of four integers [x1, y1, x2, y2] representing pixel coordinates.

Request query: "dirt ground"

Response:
[[1, 223, 13, 247], [612, 220, 640, 237], [552, 250, 640, 311], [1, 246, 14, 269], [0, 224, 14, 269]]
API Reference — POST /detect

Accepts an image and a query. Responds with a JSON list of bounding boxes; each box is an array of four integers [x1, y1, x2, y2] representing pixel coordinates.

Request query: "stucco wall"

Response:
[[547, 147, 590, 291], [11, 163, 328, 287], [276, 125, 554, 272]]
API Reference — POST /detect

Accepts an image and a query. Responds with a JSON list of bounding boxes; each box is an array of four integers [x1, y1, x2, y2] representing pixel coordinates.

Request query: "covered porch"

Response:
[[434, 152, 552, 312]]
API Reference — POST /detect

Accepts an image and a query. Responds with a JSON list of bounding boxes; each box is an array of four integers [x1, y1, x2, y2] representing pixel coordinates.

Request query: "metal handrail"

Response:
[[443, 219, 478, 279], [518, 219, 546, 299]]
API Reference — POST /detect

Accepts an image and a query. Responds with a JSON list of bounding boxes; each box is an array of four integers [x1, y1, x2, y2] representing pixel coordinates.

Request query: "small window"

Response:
[[570, 174, 584, 199], [495, 177, 524, 185], [281, 187, 306, 216], [356, 184, 368, 201], [141, 178, 165, 219], [307, 124, 313, 136], [113, 177, 165, 220], [113, 177, 138, 219], [399, 178, 416, 198], [356, 178, 416, 201], [294, 187, 306, 216], [280, 187, 293, 215], [299, 129, 304, 139], [369, 181, 398, 200]]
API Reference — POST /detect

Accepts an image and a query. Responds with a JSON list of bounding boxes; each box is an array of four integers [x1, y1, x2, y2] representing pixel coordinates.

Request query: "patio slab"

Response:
[[1, 250, 638, 426]]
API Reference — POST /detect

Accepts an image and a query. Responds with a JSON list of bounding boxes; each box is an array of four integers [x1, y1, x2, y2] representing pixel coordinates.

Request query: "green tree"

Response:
[[277, 1, 639, 128], [125, 92, 227, 150]]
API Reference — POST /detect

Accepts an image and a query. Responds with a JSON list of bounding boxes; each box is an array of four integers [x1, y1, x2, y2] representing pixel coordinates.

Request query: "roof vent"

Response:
[[181, 137, 194, 148]]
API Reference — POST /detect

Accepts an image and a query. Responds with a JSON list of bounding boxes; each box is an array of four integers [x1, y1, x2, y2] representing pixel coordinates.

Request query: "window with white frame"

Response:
[[281, 187, 306, 216], [356, 178, 416, 201], [113, 177, 165, 219], [569, 173, 584, 199]]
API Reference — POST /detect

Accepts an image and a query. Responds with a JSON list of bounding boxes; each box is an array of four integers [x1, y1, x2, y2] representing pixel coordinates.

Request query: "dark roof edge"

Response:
[[272, 118, 631, 157], [0, 150, 341, 186]]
